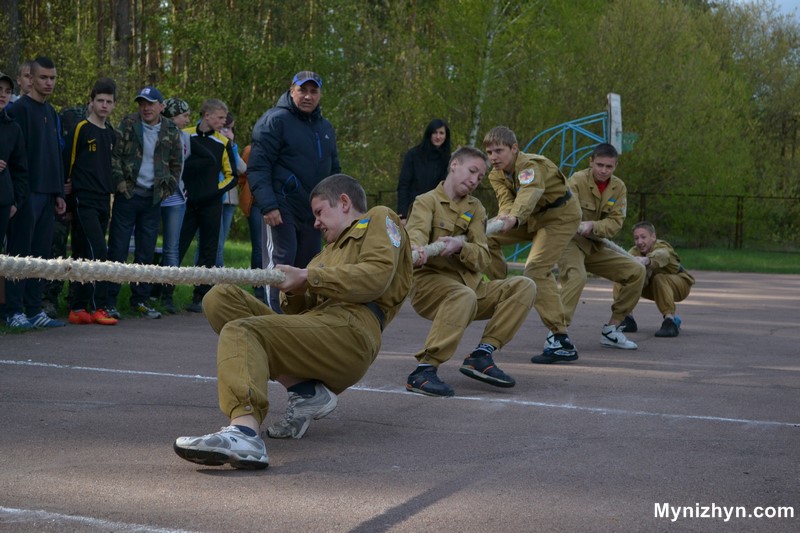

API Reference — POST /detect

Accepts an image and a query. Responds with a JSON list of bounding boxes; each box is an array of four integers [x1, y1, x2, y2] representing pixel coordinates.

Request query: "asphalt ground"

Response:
[[0, 271, 798, 532]]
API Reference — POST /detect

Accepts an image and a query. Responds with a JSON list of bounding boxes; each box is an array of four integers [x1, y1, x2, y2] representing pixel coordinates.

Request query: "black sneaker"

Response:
[[621, 314, 638, 333], [406, 366, 454, 397], [655, 317, 679, 337], [531, 333, 579, 364], [161, 296, 177, 314], [186, 298, 203, 313], [459, 354, 515, 387]]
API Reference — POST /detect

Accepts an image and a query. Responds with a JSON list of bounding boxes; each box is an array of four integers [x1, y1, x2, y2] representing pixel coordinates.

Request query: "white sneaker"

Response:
[[173, 425, 269, 469], [600, 324, 638, 350], [266, 382, 338, 439], [543, 332, 556, 350]]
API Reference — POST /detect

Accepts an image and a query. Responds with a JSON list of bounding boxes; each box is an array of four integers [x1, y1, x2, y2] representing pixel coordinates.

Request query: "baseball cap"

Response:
[[0, 72, 13, 87], [291, 71, 322, 88], [134, 86, 164, 103], [162, 97, 189, 118]]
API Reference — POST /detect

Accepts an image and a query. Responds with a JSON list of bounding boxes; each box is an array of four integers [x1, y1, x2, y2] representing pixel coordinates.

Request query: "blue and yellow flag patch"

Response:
[[606, 198, 617, 207], [459, 212, 473, 223], [355, 218, 370, 229]]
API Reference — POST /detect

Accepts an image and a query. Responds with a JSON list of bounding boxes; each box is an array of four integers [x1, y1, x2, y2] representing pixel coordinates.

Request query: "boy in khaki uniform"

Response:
[[544, 143, 645, 361], [174, 174, 413, 470], [619, 221, 694, 338], [483, 126, 582, 363], [405, 147, 536, 397]]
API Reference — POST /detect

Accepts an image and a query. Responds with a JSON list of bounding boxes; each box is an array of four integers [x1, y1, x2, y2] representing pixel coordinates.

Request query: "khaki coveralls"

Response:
[[406, 184, 536, 366], [620, 240, 695, 316], [203, 206, 413, 424], [558, 169, 645, 326], [486, 152, 581, 334]]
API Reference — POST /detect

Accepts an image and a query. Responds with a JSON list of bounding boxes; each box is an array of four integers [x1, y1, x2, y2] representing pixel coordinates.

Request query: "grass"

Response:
[[675, 248, 800, 274]]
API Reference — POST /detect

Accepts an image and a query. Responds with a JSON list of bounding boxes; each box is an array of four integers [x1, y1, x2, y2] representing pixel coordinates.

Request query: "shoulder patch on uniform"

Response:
[[518, 168, 535, 185], [355, 217, 370, 229], [386, 215, 402, 248]]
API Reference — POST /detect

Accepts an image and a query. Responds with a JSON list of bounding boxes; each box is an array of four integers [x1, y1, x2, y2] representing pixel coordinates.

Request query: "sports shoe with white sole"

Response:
[[173, 425, 269, 469], [6, 312, 33, 329], [543, 331, 556, 350], [266, 382, 338, 439], [134, 302, 161, 319], [600, 324, 638, 349], [532, 333, 579, 364], [28, 311, 66, 328]]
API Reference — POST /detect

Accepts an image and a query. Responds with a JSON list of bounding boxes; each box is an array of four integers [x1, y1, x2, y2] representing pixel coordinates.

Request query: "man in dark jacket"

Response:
[[0, 72, 29, 253], [2, 56, 66, 329], [247, 70, 341, 311]]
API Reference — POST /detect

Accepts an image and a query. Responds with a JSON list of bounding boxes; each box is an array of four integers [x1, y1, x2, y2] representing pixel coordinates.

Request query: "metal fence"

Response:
[[371, 188, 800, 252]]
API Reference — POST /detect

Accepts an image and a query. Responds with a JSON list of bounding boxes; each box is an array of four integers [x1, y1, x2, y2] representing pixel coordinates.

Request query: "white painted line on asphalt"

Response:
[[349, 385, 800, 428], [0, 359, 216, 381], [0, 506, 198, 533], [2, 359, 798, 428]]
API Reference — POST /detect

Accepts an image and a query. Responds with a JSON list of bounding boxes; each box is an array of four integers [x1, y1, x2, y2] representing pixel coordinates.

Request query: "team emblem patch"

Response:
[[386, 216, 402, 248], [518, 169, 535, 185]]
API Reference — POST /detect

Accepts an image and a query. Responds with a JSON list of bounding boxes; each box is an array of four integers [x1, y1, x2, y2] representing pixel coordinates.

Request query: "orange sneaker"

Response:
[[68, 309, 93, 324], [92, 308, 119, 325]]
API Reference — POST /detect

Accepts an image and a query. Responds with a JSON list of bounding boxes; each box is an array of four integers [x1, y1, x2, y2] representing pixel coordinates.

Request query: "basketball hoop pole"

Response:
[[607, 93, 623, 154]]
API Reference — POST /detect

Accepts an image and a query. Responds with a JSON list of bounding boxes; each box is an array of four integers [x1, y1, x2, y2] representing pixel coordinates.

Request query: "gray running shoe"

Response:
[[173, 425, 269, 470], [134, 302, 162, 319], [266, 382, 338, 439]]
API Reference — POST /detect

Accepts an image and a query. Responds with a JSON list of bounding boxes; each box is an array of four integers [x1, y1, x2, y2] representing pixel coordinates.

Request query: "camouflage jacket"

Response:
[[112, 113, 182, 205]]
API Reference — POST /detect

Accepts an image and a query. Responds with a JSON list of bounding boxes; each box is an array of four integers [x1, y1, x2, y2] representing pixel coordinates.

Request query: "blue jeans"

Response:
[[265, 210, 321, 312], [160, 202, 186, 268], [247, 208, 266, 301], [216, 203, 236, 267], [106, 193, 161, 307], [1, 192, 56, 318]]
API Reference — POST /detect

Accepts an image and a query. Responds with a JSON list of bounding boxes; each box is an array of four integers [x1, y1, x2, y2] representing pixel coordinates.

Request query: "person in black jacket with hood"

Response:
[[0, 72, 29, 253], [396, 118, 452, 222], [247, 71, 340, 312]]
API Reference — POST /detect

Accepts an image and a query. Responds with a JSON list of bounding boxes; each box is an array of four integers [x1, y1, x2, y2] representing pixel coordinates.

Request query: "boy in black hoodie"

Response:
[[0, 72, 29, 253], [173, 98, 237, 312]]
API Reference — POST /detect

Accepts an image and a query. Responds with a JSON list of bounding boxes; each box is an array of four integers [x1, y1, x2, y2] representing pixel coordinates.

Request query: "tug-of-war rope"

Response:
[[0, 219, 629, 285], [0, 254, 287, 286]]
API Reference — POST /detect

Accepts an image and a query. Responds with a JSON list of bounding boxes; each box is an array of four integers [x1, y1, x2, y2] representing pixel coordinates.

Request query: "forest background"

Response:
[[1, 0, 799, 251]]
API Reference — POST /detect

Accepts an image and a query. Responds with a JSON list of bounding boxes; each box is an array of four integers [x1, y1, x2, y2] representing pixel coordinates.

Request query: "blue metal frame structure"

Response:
[[505, 111, 609, 263]]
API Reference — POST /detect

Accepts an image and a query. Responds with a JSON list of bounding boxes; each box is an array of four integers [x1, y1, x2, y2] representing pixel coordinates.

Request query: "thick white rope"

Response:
[[0, 254, 286, 285]]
